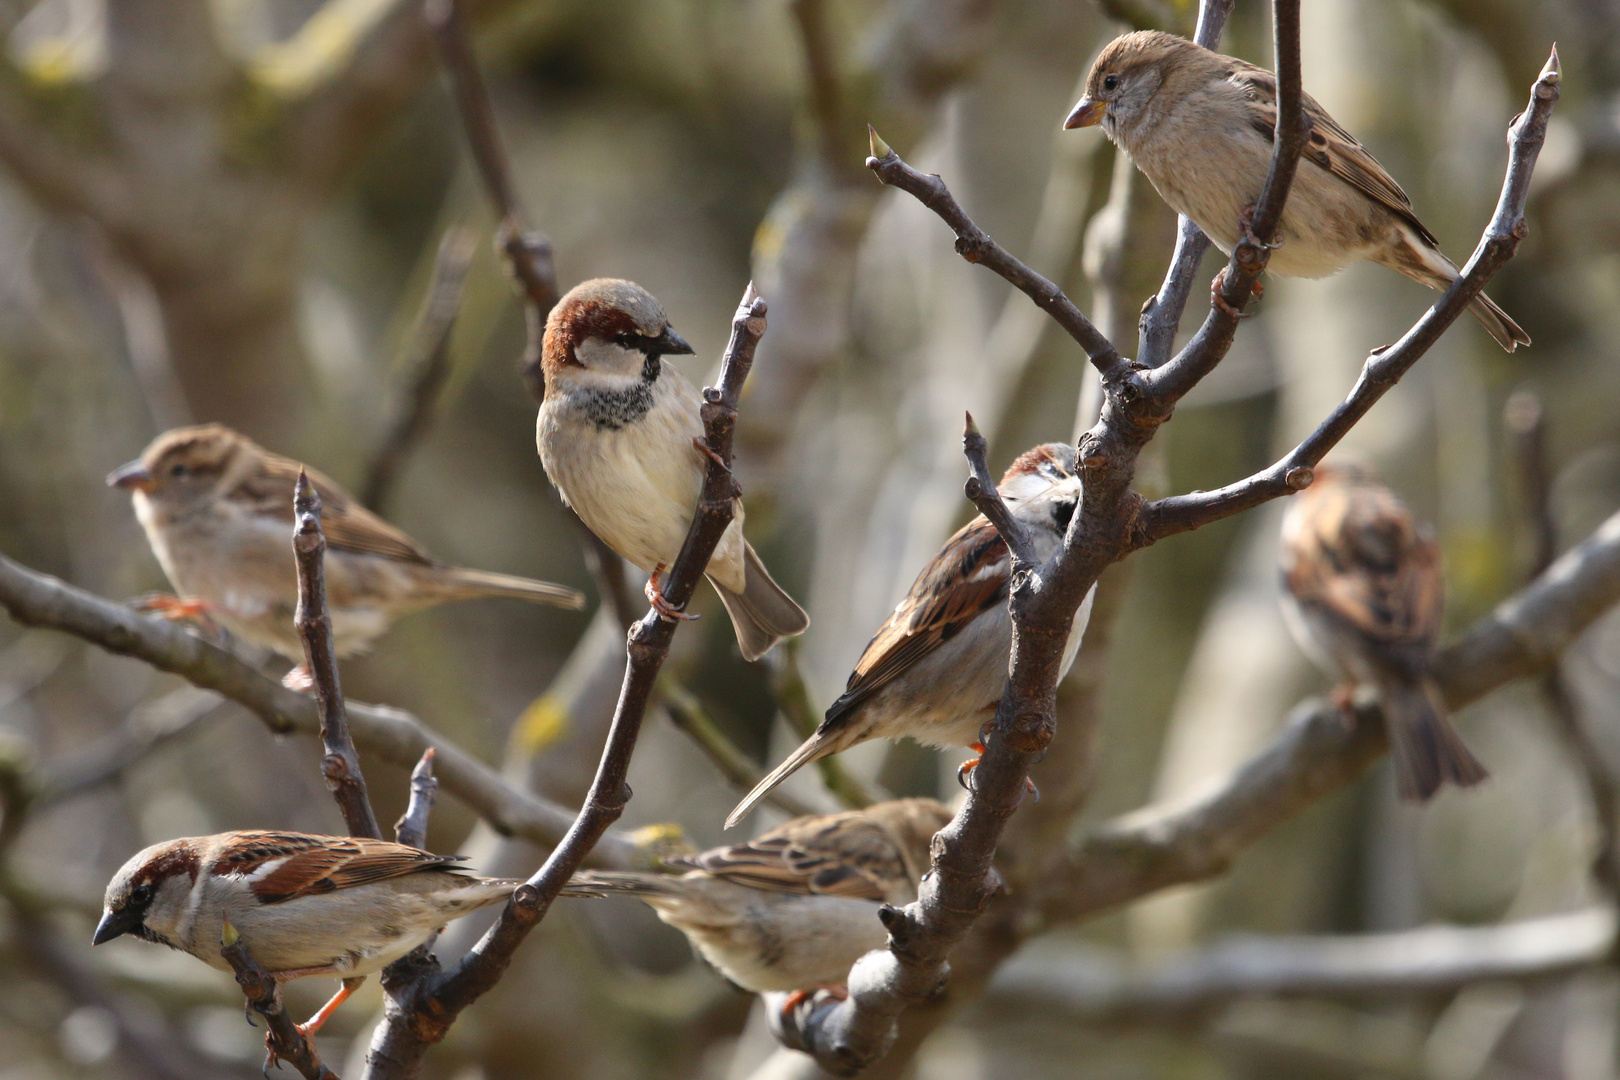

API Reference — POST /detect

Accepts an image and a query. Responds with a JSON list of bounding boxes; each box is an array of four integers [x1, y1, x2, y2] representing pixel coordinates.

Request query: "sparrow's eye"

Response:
[[1103, 74, 1119, 91], [168, 463, 190, 479], [130, 882, 155, 907], [613, 332, 641, 350]]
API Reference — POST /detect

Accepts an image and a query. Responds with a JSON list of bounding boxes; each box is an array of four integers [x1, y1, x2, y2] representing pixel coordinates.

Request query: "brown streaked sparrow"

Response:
[[1065, 31, 1529, 352], [109, 424, 584, 664], [1279, 464, 1487, 800], [94, 831, 599, 1036], [572, 798, 949, 997], [727, 444, 1093, 828], [536, 279, 809, 661]]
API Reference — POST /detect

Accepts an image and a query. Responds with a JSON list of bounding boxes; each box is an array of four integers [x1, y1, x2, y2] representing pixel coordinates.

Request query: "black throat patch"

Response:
[[577, 355, 662, 431]]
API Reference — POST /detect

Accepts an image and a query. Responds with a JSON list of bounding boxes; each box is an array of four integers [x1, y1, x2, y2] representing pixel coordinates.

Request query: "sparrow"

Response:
[[727, 444, 1093, 828], [109, 424, 584, 664], [536, 279, 809, 661], [93, 831, 598, 1036], [571, 798, 950, 997], [1065, 31, 1529, 352], [1279, 464, 1488, 800]]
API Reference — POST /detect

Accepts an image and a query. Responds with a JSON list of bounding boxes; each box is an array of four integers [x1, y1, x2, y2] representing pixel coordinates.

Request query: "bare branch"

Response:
[[864, 128, 1130, 385], [1137, 46, 1561, 541], [962, 413, 1037, 566], [1134, 0, 1232, 367], [220, 922, 336, 1080], [990, 907, 1613, 1021], [293, 470, 382, 841], [38, 689, 225, 806], [0, 553, 647, 868], [394, 747, 439, 850], [363, 227, 477, 511], [662, 679, 819, 818], [360, 285, 770, 1073]]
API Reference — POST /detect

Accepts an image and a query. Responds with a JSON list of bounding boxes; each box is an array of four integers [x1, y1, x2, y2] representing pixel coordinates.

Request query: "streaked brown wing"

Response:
[[1229, 62, 1439, 248], [823, 519, 1009, 724], [231, 452, 437, 566], [220, 833, 464, 904], [676, 810, 905, 900]]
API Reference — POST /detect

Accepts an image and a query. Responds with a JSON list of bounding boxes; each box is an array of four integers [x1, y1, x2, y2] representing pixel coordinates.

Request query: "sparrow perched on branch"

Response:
[[727, 444, 1092, 828], [1279, 464, 1488, 800], [1065, 31, 1529, 352], [572, 799, 949, 996], [94, 831, 598, 1037], [536, 278, 808, 660], [109, 424, 583, 663]]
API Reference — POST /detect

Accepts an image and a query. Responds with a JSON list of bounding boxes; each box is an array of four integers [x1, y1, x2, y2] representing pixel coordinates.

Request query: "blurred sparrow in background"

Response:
[[728, 444, 1092, 828], [1279, 464, 1488, 800], [537, 278, 808, 660], [1065, 31, 1529, 352], [572, 798, 949, 998], [109, 424, 583, 673], [95, 831, 597, 1037]]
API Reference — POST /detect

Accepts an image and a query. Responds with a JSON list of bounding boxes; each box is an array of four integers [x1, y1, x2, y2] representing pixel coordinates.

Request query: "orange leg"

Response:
[[1210, 267, 1264, 319], [957, 740, 1040, 800], [134, 594, 221, 636], [645, 564, 698, 623], [295, 976, 365, 1039]]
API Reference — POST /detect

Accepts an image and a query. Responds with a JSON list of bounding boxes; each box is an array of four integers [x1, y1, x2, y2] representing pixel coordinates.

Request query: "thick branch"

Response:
[[221, 924, 336, 1080], [1137, 47, 1561, 541], [0, 554, 646, 867], [293, 471, 382, 841], [360, 286, 769, 1072], [1134, 0, 1231, 368], [1042, 502, 1620, 925], [394, 748, 439, 850], [1142, 0, 1308, 400], [864, 128, 1130, 384]]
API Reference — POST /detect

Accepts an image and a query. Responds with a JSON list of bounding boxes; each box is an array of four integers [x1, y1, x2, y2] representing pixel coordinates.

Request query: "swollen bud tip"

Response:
[[221, 917, 239, 947], [867, 125, 892, 160]]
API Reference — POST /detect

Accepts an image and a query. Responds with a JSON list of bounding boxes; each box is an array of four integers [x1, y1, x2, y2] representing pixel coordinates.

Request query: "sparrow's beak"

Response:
[[106, 460, 155, 493], [1063, 97, 1106, 129], [92, 906, 139, 945], [650, 326, 695, 356]]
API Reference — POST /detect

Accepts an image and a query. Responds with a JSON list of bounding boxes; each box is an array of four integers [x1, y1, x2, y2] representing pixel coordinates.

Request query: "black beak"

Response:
[[107, 460, 155, 493], [92, 906, 140, 946], [650, 326, 695, 356]]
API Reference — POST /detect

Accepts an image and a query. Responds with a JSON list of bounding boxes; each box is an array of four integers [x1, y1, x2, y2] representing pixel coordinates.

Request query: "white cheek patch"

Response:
[[574, 337, 648, 379]]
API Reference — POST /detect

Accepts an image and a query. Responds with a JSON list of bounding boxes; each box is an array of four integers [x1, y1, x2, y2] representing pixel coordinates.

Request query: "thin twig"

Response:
[[1505, 387, 1620, 900], [661, 678, 819, 818], [359, 285, 770, 1074], [220, 921, 337, 1080], [789, 0, 848, 173], [394, 747, 439, 850], [39, 689, 225, 805], [1136, 47, 1561, 541], [962, 413, 1037, 565], [1135, 0, 1231, 368], [293, 470, 383, 841], [363, 227, 477, 511], [0, 554, 647, 867]]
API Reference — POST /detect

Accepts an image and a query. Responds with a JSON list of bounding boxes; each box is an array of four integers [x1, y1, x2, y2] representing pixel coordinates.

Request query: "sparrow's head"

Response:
[[1001, 442, 1081, 537], [95, 837, 199, 948], [108, 424, 259, 516], [1065, 30, 1201, 139], [542, 278, 695, 390]]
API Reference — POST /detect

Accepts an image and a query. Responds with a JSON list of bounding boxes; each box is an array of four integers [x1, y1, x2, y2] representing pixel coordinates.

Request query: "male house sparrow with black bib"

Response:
[[109, 424, 583, 666], [94, 831, 598, 1037], [727, 444, 1092, 827], [1065, 31, 1529, 352], [536, 279, 809, 660], [1279, 465, 1488, 800], [572, 799, 949, 997]]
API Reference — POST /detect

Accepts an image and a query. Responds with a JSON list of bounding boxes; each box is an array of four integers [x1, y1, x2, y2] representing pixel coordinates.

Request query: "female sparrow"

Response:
[[109, 424, 584, 663], [94, 830, 597, 1036], [727, 444, 1093, 828], [536, 278, 809, 661], [1279, 464, 1488, 800], [1065, 31, 1529, 352], [572, 798, 949, 996]]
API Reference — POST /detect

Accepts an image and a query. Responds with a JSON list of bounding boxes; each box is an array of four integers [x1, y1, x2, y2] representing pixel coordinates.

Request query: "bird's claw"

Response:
[[645, 565, 697, 623], [1237, 205, 1283, 251], [956, 741, 1039, 801], [134, 594, 222, 636], [1210, 268, 1260, 319], [691, 436, 730, 472]]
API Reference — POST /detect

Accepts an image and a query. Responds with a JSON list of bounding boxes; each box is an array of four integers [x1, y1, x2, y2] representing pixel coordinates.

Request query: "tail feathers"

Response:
[[442, 567, 585, 610], [726, 730, 839, 829], [564, 871, 683, 900], [1379, 677, 1489, 801], [1467, 292, 1531, 353], [488, 876, 604, 900], [709, 545, 809, 662]]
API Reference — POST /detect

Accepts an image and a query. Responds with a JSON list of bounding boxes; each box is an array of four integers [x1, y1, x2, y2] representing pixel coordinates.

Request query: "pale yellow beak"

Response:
[[1063, 98, 1106, 129]]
